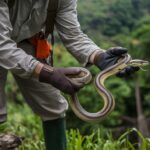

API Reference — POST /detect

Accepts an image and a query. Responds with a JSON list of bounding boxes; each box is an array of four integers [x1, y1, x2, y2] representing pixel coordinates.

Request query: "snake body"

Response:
[[68, 54, 149, 122]]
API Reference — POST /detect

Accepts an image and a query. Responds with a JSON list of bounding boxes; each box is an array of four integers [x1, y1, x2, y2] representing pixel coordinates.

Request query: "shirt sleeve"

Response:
[[0, 0, 39, 78], [55, 0, 101, 66]]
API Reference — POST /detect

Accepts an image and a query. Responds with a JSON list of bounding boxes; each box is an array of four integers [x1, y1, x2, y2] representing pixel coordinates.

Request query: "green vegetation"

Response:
[[1, 102, 150, 149], [1, 0, 150, 149], [67, 128, 150, 150]]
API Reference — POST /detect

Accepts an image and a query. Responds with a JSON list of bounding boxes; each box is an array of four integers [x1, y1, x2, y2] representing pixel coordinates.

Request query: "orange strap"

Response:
[[30, 36, 52, 59]]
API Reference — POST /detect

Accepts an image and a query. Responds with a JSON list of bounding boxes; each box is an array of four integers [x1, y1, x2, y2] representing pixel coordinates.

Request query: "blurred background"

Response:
[[1, 0, 150, 149]]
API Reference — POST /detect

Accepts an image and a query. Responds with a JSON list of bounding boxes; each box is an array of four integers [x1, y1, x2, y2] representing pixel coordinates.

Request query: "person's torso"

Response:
[[9, 0, 49, 42]]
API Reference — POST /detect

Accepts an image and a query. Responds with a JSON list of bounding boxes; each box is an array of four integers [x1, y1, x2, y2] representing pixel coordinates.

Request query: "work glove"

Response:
[[39, 65, 83, 94], [93, 47, 139, 77]]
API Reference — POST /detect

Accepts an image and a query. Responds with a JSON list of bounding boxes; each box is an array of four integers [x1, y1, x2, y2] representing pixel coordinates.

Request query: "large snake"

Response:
[[68, 54, 149, 122]]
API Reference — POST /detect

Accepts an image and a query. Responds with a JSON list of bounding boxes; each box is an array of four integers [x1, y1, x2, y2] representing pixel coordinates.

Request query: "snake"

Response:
[[68, 54, 149, 122]]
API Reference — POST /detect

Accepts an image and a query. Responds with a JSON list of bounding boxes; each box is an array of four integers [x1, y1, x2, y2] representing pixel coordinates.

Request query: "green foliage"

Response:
[[0, 103, 44, 149], [77, 0, 148, 38], [129, 17, 150, 119], [67, 128, 150, 150], [1, 102, 150, 149], [132, 24, 150, 53]]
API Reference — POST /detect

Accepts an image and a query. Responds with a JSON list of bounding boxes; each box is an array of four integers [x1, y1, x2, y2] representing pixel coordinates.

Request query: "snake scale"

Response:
[[68, 54, 149, 122]]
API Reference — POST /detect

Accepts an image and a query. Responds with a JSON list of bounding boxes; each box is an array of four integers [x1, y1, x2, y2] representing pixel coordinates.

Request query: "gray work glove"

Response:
[[39, 65, 83, 94], [94, 47, 139, 77]]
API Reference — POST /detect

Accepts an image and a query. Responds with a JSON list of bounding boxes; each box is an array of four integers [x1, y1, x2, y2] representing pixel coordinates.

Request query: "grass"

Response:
[[0, 102, 150, 150], [67, 128, 150, 150]]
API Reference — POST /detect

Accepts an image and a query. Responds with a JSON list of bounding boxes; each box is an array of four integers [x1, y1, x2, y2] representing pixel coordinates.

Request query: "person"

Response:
[[0, 0, 139, 149]]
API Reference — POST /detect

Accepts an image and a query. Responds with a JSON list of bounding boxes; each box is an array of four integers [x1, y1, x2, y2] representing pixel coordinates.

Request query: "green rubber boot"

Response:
[[42, 118, 67, 150]]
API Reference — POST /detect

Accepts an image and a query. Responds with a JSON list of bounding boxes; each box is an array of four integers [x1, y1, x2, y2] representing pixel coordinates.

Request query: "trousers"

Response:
[[0, 40, 68, 122]]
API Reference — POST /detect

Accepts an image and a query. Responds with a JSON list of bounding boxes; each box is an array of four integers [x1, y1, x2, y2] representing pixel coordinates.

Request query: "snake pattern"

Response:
[[68, 54, 149, 122]]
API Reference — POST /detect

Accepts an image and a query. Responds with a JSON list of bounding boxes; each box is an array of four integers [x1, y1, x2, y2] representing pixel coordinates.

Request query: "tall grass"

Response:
[[67, 128, 150, 150]]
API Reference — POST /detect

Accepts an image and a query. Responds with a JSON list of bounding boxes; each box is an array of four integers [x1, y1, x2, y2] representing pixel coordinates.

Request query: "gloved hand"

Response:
[[93, 47, 139, 77], [39, 65, 83, 94]]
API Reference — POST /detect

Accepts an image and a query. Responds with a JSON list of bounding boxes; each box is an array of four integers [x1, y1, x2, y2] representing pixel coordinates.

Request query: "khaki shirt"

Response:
[[0, 0, 100, 78]]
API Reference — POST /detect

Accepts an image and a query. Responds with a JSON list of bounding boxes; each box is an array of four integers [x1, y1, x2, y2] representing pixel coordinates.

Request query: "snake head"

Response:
[[127, 59, 149, 71], [128, 59, 149, 67]]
